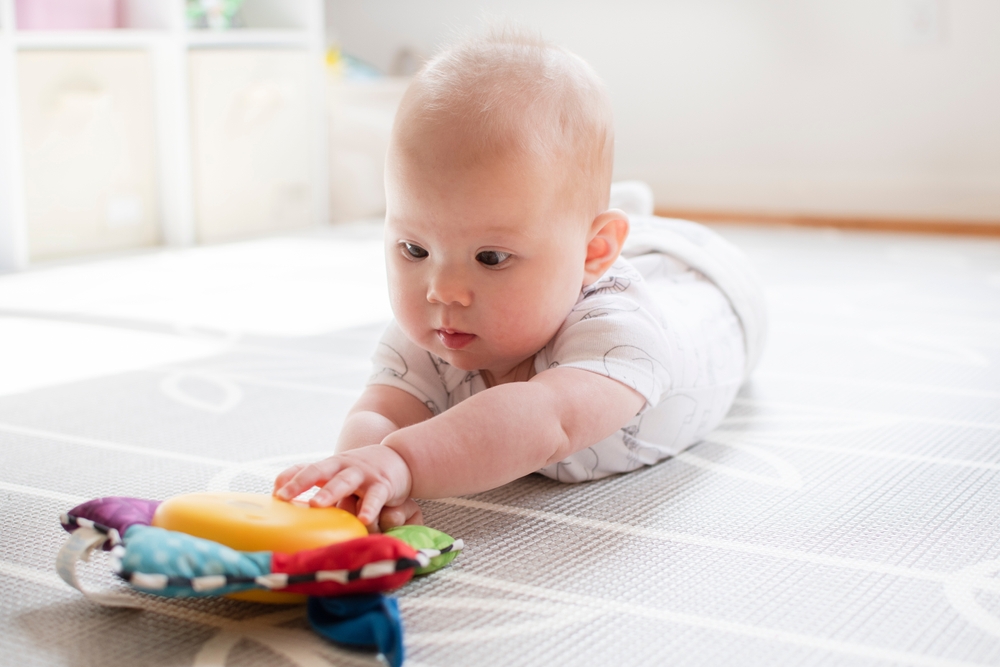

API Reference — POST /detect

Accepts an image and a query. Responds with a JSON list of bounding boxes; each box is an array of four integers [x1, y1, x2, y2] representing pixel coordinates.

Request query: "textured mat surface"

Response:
[[1, 222, 999, 666]]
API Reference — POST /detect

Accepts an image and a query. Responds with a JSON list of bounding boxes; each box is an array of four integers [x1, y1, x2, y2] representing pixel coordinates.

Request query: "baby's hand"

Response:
[[272, 445, 412, 527]]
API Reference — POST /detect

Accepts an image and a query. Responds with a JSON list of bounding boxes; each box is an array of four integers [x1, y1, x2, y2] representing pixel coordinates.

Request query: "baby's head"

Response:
[[384, 28, 629, 381], [391, 27, 614, 220]]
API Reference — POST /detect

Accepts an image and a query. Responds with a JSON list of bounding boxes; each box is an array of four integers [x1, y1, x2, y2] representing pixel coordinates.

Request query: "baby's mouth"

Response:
[[436, 329, 476, 350]]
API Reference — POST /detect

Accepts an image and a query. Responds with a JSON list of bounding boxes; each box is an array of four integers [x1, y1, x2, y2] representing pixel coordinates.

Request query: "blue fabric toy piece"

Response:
[[308, 594, 405, 667]]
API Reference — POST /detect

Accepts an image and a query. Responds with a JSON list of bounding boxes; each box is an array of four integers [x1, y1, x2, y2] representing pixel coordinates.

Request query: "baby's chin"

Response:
[[427, 347, 481, 372], [424, 341, 514, 374], [436, 349, 541, 381]]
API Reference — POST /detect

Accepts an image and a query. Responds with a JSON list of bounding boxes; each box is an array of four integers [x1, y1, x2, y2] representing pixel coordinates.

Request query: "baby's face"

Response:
[[384, 149, 590, 379]]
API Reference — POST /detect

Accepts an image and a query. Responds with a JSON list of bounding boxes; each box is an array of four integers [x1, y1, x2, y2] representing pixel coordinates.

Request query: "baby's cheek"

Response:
[[390, 291, 427, 339], [490, 299, 559, 352], [398, 307, 428, 342]]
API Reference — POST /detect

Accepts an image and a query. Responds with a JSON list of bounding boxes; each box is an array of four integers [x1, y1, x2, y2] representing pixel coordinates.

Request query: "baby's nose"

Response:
[[426, 270, 472, 307]]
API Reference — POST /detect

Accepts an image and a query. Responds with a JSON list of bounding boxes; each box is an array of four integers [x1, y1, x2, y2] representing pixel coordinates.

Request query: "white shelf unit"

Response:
[[0, 0, 328, 271]]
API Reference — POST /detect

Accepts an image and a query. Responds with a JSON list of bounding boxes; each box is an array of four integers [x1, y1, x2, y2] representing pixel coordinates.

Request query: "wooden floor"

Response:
[[655, 209, 1000, 237]]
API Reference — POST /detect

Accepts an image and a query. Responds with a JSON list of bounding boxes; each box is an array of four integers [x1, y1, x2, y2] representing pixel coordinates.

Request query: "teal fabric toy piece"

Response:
[[117, 525, 272, 597]]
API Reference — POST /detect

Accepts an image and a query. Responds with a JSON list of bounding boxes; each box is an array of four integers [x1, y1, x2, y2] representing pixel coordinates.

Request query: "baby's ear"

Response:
[[583, 209, 630, 284]]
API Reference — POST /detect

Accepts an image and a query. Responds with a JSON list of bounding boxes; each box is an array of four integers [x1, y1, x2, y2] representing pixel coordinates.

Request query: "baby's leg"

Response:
[[626, 215, 768, 375], [628, 259, 747, 457], [539, 249, 751, 483]]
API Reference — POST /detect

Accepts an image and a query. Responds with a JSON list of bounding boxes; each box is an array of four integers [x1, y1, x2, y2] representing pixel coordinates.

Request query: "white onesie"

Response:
[[367, 215, 767, 483]]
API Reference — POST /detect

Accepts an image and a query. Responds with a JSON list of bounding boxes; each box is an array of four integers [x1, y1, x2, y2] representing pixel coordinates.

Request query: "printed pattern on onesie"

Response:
[[538, 254, 746, 483], [367, 321, 488, 418], [367, 254, 745, 484], [535, 257, 674, 483]]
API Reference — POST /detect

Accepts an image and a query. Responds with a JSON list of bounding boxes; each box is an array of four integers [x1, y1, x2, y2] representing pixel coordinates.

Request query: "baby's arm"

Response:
[[334, 384, 433, 454], [392, 368, 645, 497], [274, 368, 643, 520]]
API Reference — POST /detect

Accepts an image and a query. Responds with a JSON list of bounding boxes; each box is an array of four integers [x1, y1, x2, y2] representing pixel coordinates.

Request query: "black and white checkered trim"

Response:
[[414, 538, 464, 562], [60, 513, 123, 547], [116, 538, 464, 593], [116, 554, 430, 593]]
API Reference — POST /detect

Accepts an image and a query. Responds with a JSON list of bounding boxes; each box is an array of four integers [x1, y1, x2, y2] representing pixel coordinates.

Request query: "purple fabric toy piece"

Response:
[[60, 497, 161, 549]]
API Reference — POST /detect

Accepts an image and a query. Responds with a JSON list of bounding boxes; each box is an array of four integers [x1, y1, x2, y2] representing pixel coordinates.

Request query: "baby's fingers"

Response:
[[272, 464, 306, 495], [311, 467, 365, 508], [355, 484, 390, 527], [275, 459, 343, 501], [378, 498, 423, 532]]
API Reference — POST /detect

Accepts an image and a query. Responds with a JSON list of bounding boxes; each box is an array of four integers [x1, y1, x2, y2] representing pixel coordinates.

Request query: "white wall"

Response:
[[326, 0, 1000, 222]]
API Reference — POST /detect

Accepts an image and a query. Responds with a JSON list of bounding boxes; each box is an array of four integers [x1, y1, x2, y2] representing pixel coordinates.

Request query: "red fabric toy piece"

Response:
[[271, 534, 419, 596]]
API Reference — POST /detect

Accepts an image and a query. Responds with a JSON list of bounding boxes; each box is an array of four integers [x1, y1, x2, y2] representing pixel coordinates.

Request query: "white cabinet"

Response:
[[327, 75, 409, 223], [0, 0, 327, 269], [189, 50, 314, 243], [17, 50, 159, 259]]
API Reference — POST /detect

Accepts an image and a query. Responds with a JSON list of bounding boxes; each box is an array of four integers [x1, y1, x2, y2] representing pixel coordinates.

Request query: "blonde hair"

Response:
[[392, 26, 615, 216]]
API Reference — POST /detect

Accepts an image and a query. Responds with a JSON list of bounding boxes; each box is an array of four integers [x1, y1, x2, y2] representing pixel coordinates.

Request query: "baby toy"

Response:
[[186, 0, 246, 30], [56, 492, 463, 667]]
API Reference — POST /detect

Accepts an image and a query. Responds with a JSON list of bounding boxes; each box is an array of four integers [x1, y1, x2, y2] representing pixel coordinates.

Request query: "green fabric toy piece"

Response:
[[384, 526, 461, 575]]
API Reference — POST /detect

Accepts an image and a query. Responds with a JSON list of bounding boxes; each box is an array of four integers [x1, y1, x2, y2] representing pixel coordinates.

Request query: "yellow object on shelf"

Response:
[[152, 492, 368, 603]]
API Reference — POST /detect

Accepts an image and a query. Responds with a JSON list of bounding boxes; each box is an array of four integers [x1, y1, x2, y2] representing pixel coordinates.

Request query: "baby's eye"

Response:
[[401, 242, 428, 259], [476, 250, 511, 267]]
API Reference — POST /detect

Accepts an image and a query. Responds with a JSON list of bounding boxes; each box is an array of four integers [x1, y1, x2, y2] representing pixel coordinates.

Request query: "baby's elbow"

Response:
[[537, 448, 610, 484], [535, 388, 579, 467], [541, 418, 575, 468]]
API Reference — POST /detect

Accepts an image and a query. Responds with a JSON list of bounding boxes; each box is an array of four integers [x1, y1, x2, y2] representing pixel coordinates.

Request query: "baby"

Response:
[[274, 29, 767, 530]]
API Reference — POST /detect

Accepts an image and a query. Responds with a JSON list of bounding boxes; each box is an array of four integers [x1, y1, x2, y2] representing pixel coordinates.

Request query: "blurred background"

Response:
[[0, 0, 998, 271]]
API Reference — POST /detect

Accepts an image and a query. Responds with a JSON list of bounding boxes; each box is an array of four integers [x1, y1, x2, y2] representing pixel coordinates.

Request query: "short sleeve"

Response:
[[367, 321, 450, 416], [538, 263, 672, 411]]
